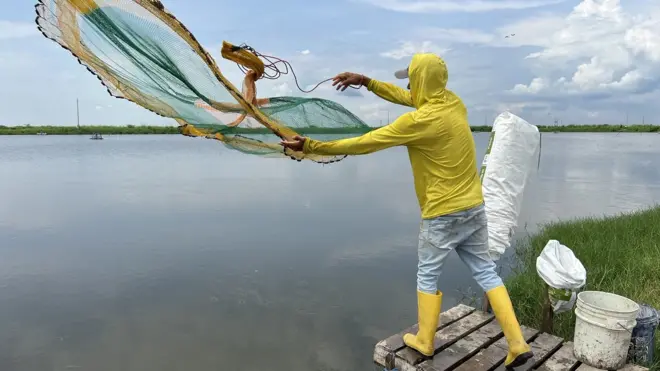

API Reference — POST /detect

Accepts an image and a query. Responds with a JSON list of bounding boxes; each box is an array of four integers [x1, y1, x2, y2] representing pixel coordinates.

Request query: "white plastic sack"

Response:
[[481, 112, 541, 261], [536, 239, 587, 289], [536, 239, 587, 313]]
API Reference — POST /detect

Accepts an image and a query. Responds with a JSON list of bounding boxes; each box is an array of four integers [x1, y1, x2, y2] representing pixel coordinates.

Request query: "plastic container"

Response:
[[573, 291, 640, 370], [627, 303, 660, 366]]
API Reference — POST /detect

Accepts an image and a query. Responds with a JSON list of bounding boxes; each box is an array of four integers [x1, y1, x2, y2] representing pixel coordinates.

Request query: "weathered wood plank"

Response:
[[376, 304, 475, 353], [452, 326, 539, 371], [493, 332, 564, 371], [536, 342, 580, 371], [373, 304, 475, 369], [418, 321, 504, 371], [396, 310, 495, 366], [373, 305, 650, 371]]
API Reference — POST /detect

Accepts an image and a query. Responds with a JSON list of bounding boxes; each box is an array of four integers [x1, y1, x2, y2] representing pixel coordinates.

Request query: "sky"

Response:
[[0, 0, 659, 127]]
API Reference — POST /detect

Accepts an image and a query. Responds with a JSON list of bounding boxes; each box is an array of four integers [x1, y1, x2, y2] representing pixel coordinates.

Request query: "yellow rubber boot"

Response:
[[403, 290, 442, 357], [486, 286, 533, 368]]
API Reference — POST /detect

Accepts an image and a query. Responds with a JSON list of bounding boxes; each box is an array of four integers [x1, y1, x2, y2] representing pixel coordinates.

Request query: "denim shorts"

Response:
[[416, 203, 503, 294]]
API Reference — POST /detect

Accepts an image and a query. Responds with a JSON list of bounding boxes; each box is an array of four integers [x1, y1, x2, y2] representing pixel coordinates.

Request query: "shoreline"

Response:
[[504, 205, 660, 370], [0, 124, 659, 135]]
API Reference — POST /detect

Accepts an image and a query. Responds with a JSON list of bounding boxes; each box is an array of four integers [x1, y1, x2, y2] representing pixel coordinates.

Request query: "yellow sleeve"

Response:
[[367, 79, 414, 107], [302, 113, 426, 156]]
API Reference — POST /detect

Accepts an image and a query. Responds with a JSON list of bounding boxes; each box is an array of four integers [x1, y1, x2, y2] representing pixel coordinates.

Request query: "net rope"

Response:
[[233, 43, 362, 94]]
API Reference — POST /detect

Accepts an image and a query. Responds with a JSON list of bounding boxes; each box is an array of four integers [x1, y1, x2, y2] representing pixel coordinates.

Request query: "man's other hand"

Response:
[[332, 72, 370, 91], [280, 135, 307, 152]]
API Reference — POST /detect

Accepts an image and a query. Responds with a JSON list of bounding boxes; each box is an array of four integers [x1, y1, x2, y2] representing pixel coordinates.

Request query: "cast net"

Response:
[[35, 0, 372, 163]]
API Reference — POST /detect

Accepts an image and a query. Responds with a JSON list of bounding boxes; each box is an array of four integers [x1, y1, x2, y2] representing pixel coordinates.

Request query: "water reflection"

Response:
[[0, 133, 658, 371]]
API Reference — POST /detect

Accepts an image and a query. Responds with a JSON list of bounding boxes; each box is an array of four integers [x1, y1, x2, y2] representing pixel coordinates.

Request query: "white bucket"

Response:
[[573, 291, 640, 370]]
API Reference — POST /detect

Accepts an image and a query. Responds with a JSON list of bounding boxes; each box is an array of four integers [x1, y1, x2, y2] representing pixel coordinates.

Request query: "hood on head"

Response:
[[396, 53, 448, 108]]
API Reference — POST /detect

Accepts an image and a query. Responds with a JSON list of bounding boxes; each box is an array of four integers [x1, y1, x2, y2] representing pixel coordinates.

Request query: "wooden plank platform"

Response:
[[373, 304, 649, 371]]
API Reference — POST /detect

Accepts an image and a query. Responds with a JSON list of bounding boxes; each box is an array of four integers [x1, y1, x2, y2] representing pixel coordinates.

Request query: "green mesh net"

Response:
[[35, 0, 372, 163]]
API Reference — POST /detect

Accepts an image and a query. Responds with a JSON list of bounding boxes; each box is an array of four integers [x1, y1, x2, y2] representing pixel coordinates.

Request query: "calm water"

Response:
[[0, 133, 659, 371]]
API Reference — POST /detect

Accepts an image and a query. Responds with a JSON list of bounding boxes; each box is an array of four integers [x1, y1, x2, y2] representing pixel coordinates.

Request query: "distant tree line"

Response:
[[0, 125, 180, 135], [0, 123, 658, 135]]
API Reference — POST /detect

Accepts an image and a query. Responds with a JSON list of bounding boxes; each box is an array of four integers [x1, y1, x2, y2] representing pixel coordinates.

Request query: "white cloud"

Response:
[[494, 15, 566, 48], [0, 21, 38, 40], [300, 50, 311, 55], [355, 0, 566, 13], [272, 82, 293, 96], [359, 103, 389, 120], [508, 0, 660, 96], [512, 77, 549, 94], [495, 102, 532, 115], [414, 22, 571, 49], [381, 41, 450, 60], [624, 14, 660, 62]]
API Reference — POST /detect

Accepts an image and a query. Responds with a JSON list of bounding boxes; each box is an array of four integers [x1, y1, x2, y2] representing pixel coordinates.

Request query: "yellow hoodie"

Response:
[[302, 53, 483, 219]]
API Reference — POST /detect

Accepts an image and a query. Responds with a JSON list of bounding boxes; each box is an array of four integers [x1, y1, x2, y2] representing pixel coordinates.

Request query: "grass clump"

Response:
[[506, 205, 660, 369]]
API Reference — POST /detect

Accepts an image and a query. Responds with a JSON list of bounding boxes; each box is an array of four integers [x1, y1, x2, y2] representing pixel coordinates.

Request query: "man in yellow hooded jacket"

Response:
[[280, 53, 533, 368]]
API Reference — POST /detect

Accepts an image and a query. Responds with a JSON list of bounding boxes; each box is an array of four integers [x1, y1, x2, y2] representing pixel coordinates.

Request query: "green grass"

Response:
[[506, 205, 660, 369], [472, 124, 660, 133], [1, 123, 659, 135]]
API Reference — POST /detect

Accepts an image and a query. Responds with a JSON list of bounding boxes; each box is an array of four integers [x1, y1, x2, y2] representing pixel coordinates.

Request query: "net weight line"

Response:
[[231, 44, 363, 94]]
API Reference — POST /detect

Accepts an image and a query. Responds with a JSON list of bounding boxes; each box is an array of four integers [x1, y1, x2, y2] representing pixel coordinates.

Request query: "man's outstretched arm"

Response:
[[366, 79, 414, 108], [333, 73, 414, 108], [281, 113, 427, 156]]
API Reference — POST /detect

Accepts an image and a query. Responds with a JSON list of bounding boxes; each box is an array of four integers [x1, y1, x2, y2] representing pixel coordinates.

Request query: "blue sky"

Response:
[[1, 0, 658, 127]]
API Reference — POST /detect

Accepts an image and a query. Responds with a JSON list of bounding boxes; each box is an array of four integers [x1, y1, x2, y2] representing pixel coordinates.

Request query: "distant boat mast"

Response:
[[76, 98, 80, 129]]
